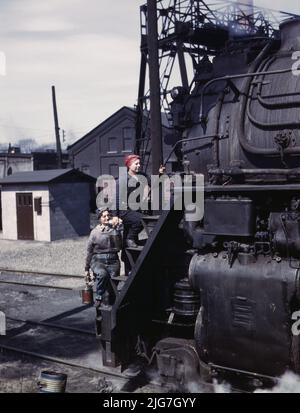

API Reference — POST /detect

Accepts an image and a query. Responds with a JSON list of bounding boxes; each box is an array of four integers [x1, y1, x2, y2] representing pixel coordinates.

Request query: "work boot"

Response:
[[123, 362, 142, 378], [125, 238, 139, 248]]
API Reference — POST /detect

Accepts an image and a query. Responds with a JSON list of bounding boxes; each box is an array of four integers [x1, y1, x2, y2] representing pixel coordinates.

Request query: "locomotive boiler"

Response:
[[99, 3, 300, 391]]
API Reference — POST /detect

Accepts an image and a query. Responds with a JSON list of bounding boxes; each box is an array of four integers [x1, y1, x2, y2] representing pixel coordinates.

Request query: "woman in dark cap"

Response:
[[120, 154, 165, 248], [84, 207, 123, 306], [120, 154, 148, 248]]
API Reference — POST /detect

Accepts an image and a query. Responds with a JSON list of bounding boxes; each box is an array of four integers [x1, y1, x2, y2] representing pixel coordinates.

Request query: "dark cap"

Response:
[[96, 207, 111, 219]]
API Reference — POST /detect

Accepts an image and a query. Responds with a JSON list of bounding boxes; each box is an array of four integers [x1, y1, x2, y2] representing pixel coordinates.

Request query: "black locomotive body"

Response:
[[185, 17, 300, 382], [99, 16, 300, 391]]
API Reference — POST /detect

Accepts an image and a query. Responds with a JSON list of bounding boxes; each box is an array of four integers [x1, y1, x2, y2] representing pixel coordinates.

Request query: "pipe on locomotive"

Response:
[[237, 36, 300, 155], [198, 40, 300, 156]]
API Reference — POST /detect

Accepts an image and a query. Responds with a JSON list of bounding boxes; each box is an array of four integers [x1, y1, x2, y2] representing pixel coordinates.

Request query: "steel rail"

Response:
[[6, 316, 94, 336], [0, 267, 82, 279], [0, 279, 76, 290], [0, 322, 248, 392], [0, 343, 127, 379]]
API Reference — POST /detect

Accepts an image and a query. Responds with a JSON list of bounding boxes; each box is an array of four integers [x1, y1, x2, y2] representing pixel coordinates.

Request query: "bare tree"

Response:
[[15, 138, 38, 153]]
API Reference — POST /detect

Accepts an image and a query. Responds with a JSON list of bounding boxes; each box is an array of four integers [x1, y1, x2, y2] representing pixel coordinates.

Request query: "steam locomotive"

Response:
[[99, 14, 300, 391]]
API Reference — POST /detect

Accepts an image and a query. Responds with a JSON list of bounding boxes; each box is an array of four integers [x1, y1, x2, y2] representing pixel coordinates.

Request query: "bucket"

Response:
[[81, 286, 93, 305], [37, 370, 67, 393]]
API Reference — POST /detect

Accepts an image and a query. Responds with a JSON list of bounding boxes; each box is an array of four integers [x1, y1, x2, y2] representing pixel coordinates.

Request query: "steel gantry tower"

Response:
[[135, 0, 298, 173]]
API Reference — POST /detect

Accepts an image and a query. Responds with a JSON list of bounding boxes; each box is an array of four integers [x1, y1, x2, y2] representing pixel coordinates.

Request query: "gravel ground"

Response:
[[0, 214, 100, 276], [0, 351, 124, 393], [0, 215, 125, 276], [0, 237, 88, 276]]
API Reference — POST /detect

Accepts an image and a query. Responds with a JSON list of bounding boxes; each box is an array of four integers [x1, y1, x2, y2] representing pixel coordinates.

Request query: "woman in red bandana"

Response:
[[118, 155, 165, 249]]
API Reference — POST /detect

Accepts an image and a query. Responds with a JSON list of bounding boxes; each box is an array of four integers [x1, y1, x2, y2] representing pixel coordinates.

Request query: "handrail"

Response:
[[162, 134, 221, 166], [199, 67, 293, 121]]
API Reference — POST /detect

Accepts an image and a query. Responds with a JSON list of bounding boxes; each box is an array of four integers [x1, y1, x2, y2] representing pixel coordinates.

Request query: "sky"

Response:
[[0, 0, 300, 150]]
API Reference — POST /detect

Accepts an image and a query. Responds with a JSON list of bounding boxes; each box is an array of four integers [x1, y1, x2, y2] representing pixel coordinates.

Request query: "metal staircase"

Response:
[[124, 214, 160, 270], [96, 204, 187, 368], [95, 214, 161, 341]]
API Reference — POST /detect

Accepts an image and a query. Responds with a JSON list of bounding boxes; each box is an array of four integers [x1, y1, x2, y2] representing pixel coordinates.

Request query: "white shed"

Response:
[[0, 169, 95, 241]]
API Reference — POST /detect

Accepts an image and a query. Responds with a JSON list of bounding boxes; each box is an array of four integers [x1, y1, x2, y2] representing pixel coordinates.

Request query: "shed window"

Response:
[[34, 197, 42, 215], [123, 128, 133, 152], [109, 163, 119, 178], [17, 193, 32, 207]]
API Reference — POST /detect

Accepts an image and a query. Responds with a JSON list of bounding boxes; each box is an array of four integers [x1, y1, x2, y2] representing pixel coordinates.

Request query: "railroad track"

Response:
[[0, 270, 166, 393], [0, 268, 82, 279], [1, 317, 124, 378], [0, 343, 125, 377], [0, 344, 133, 394], [0, 318, 242, 393], [0, 279, 75, 290], [6, 316, 95, 336], [0, 317, 166, 392], [0, 269, 242, 393], [0, 339, 198, 393], [0, 268, 85, 290]]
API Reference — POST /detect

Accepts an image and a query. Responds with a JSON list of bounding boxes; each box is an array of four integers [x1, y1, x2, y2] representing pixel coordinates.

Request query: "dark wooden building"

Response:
[[0, 147, 69, 179]]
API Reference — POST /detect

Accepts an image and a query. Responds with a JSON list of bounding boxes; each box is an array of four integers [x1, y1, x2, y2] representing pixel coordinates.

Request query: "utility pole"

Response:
[[52, 85, 63, 169], [147, 0, 163, 175]]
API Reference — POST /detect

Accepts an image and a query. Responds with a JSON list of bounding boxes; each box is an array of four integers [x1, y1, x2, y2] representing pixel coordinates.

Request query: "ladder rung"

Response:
[[142, 215, 160, 221], [111, 276, 128, 282], [125, 246, 143, 252]]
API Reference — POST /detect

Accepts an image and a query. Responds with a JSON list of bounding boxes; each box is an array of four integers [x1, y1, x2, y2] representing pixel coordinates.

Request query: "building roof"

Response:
[[68, 106, 136, 151], [0, 168, 95, 185], [0, 153, 32, 159], [68, 106, 172, 152]]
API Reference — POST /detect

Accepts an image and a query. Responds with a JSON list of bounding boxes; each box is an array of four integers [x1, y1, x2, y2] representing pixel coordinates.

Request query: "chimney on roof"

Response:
[[7, 144, 21, 154]]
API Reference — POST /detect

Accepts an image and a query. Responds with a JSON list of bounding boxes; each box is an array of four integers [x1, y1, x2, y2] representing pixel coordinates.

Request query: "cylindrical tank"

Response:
[[189, 252, 299, 376]]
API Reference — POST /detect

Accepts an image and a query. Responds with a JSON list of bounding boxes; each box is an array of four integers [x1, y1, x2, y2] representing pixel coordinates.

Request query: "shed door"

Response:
[[16, 193, 34, 240]]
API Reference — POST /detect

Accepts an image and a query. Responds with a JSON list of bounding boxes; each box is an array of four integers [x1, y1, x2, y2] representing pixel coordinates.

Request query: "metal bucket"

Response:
[[37, 371, 67, 393], [81, 286, 93, 305]]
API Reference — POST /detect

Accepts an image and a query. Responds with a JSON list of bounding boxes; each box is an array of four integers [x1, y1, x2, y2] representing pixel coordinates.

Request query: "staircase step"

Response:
[[141, 215, 160, 221], [125, 246, 143, 252], [111, 275, 128, 282]]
